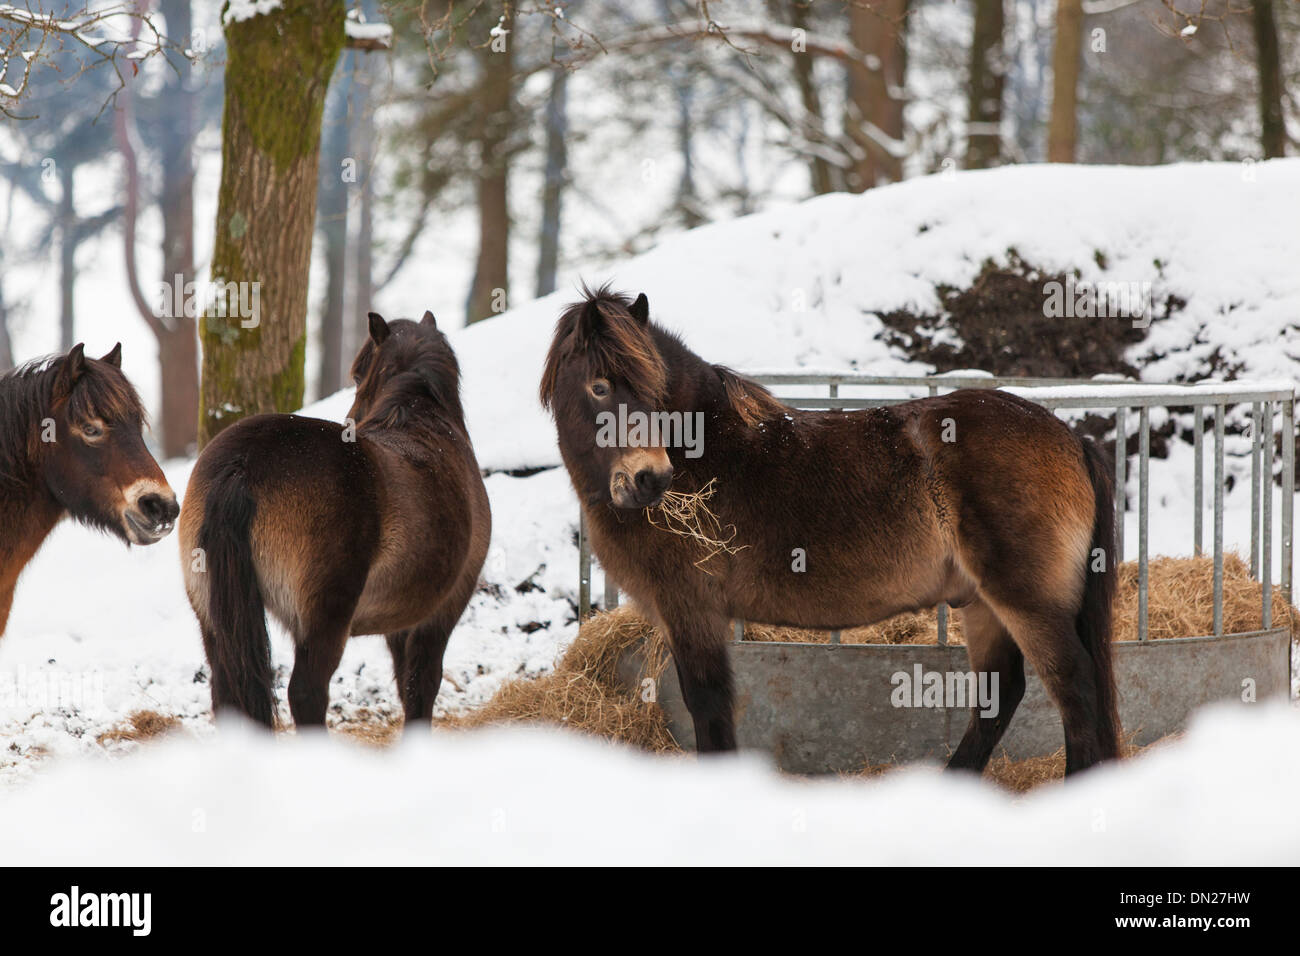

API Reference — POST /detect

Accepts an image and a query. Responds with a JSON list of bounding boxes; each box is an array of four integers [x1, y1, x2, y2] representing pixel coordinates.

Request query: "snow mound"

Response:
[[340, 160, 1300, 473], [1, 701, 1297, 864]]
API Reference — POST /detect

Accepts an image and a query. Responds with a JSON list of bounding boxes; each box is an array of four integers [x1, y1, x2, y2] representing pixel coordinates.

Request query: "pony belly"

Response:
[[349, 549, 457, 636], [730, 551, 960, 631]]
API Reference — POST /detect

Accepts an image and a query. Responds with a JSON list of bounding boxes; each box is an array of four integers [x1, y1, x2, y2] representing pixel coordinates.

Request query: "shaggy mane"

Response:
[[713, 365, 788, 427], [539, 284, 668, 409], [0, 355, 146, 487]]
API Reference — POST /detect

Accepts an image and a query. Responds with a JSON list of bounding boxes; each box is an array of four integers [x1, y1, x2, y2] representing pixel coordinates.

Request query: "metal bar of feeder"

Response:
[[1193, 405, 1204, 557], [1115, 406, 1127, 563], [1138, 406, 1150, 642], [1263, 401, 1274, 629], [1251, 402, 1261, 579], [578, 510, 592, 619], [1283, 398, 1294, 606], [936, 603, 948, 646], [1214, 405, 1225, 637]]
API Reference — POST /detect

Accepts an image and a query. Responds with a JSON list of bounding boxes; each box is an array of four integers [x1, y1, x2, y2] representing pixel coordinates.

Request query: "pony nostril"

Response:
[[137, 493, 174, 527], [634, 468, 672, 498]]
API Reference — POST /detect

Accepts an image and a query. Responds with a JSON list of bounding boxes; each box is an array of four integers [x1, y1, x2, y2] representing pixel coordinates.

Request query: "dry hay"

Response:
[[859, 731, 1158, 793], [96, 709, 182, 747], [332, 708, 404, 748], [441, 604, 679, 754], [644, 478, 746, 572]]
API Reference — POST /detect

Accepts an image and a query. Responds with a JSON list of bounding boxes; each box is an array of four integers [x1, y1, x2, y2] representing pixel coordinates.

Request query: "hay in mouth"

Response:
[[644, 477, 746, 572]]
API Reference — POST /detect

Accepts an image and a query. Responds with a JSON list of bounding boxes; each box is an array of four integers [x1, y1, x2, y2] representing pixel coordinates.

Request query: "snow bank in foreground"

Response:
[[1, 702, 1297, 865]]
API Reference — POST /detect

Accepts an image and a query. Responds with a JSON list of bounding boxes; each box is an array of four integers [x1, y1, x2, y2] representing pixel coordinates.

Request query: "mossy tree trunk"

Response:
[[199, 0, 346, 447]]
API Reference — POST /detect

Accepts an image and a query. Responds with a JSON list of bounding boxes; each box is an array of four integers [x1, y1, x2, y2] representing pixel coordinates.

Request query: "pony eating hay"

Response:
[[180, 312, 491, 730], [541, 286, 1119, 776]]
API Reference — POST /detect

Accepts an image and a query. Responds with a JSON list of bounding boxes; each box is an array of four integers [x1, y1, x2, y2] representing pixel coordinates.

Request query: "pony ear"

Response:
[[421, 310, 437, 329], [629, 293, 650, 324], [577, 300, 603, 344], [368, 312, 390, 345], [101, 342, 122, 368], [54, 343, 87, 398]]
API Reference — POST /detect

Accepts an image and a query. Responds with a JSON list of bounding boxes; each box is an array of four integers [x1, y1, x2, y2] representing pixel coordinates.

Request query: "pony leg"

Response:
[[288, 624, 350, 728], [386, 631, 409, 694], [662, 611, 736, 753], [946, 599, 1025, 774], [396, 618, 454, 725], [990, 601, 1115, 775]]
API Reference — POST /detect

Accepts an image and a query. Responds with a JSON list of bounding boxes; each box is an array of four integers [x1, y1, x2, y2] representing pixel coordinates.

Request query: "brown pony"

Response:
[[0, 343, 178, 637], [179, 312, 491, 730], [542, 287, 1119, 775]]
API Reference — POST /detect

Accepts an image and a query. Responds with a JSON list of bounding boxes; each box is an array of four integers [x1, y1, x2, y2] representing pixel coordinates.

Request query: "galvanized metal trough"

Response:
[[580, 374, 1297, 774]]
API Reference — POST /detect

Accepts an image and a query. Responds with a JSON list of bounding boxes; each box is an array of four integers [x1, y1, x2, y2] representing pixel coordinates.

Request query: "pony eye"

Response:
[[590, 380, 610, 398], [82, 422, 104, 439]]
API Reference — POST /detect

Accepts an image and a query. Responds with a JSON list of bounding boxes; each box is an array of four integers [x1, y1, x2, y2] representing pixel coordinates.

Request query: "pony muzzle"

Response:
[[611, 450, 673, 509], [122, 481, 180, 545]]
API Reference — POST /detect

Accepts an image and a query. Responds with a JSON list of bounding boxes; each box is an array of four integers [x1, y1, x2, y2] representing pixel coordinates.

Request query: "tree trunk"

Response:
[[343, 48, 375, 364], [845, 0, 908, 191], [788, 0, 835, 194], [317, 59, 351, 398], [155, 0, 199, 457], [1252, 0, 1285, 159], [536, 64, 568, 298], [59, 165, 76, 350], [0, 183, 11, 370], [1048, 0, 1083, 163], [465, 23, 513, 325], [0, 266, 11, 371], [966, 0, 1005, 169], [199, 0, 345, 447]]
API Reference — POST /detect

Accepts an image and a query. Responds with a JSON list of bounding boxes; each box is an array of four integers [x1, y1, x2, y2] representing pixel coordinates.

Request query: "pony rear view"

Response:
[[180, 312, 490, 729]]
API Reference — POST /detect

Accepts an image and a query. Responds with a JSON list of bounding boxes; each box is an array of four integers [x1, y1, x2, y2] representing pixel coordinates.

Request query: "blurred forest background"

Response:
[[0, 0, 1296, 456]]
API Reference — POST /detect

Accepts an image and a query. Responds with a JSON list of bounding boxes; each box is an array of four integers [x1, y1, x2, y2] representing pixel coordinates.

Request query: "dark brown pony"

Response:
[[542, 287, 1119, 775], [0, 343, 178, 637], [180, 312, 491, 729]]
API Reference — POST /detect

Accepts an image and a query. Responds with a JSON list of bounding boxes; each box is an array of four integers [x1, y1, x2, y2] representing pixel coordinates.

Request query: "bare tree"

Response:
[[1049, 0, 1083, 162], [845, 0, 909, 190], [465, 9, 516, 325], [116, 0, 201, 458], [1, 2, 172, 119], [966, 0, 1005, 168], [1251, 0, 1285, 157]]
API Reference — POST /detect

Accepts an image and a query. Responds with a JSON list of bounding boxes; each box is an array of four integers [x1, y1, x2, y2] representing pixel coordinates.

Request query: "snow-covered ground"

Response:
[[2, 702, 1298, 864], [2, 162, 1299, 861]]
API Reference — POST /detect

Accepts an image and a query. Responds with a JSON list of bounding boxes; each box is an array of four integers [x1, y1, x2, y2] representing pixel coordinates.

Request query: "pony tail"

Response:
[[197, 462, 277, 728], [1077, 437, 1121, 758]]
